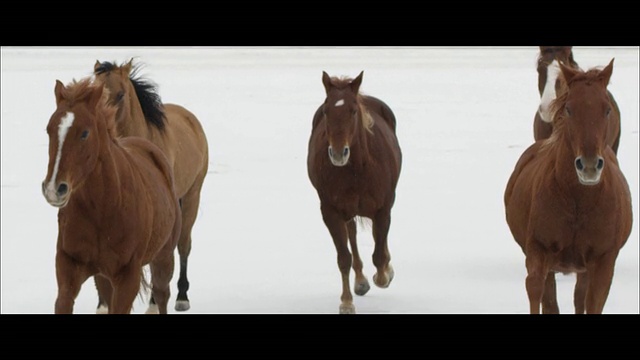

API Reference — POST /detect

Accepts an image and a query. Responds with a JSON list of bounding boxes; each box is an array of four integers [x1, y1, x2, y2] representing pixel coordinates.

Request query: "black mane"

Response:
[[96, 61, 166, 131]]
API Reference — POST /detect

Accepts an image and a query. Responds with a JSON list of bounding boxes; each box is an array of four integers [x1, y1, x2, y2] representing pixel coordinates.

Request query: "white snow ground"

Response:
[[1, 46, 638, 314]]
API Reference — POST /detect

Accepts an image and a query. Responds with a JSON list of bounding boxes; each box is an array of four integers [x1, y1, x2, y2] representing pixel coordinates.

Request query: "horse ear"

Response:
[[54, 80, 65, 105], [350, 71, 364, 93], [94, 60, 101, 72], [322, 71, 332, 93], [122, 59, 134, 76], [598, 58, 614, 86], [559, 62, 578, 84]]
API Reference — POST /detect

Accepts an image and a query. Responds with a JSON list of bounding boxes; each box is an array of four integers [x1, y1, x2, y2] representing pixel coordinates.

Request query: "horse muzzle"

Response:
[[575, 155, 604, 186], [328, 145, 350, 167], [42, 181, 70, 208]]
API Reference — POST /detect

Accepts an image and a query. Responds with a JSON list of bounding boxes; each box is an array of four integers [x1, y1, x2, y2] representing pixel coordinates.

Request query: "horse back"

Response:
[[362, 95, 397, 133]]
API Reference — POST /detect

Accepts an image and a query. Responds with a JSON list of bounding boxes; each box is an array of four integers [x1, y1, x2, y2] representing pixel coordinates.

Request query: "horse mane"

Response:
[[328, 76, 374, 134], [95, 61, 167, 131], [543, 66, 608, 149], [63, 78, 118, 139], [537, 50, 579, 69]]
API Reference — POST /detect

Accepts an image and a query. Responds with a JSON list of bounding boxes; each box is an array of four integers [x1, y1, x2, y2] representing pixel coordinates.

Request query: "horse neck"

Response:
[[349, 109, 373, 167], [118, 82, 152, 138], [78, 116, 125, 212]]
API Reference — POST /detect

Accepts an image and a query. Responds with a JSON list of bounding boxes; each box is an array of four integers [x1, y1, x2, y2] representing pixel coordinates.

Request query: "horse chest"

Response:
[[318, 168, 382, 217], [531, 189, 620, 262]]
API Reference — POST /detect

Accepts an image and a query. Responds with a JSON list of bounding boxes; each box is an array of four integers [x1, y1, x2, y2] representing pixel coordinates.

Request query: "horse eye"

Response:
[[115, 91, 124, 102], [565, 106, 572, 116], [81, 130, 89, 140], [606, 108, 612, 118]]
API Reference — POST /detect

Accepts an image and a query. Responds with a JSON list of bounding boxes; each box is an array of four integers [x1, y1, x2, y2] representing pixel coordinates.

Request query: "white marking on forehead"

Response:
[[538, 60, 561, 123], [46, 112, 75, 192], [334, 99, 345, 107]]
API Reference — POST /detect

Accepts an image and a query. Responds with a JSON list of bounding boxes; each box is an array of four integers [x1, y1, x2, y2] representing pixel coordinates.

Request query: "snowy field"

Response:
[[1, 46, 638, 314]]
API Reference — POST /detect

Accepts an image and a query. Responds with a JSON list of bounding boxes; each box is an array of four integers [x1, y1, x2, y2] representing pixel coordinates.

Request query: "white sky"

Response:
[[1, 46, 638, 314]]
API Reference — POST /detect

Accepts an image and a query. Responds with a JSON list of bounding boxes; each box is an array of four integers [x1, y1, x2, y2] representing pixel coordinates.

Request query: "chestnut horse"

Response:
[[93, 59, 209, 312], [307, 71, 402, 314], [534, 46, 621, 153], [505, 59, 633, 314], [42, 79, 182, 314]]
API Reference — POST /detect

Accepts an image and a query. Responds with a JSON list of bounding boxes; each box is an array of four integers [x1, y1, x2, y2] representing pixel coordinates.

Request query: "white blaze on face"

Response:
[[334, 99, 345, 107], [538, 60, 562, 123], [45, 112, 75, 195]]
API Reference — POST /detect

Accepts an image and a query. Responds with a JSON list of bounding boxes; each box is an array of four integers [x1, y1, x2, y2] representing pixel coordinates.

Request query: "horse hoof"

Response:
[[175, 300, 190, 311], [373, 265, 395, 288], [96, 305, 109, 314], [339, 304, 356, 314], [354, 280, 370, 296]]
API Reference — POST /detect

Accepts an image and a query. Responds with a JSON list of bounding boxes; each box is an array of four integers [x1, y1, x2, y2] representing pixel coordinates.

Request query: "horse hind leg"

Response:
[[541, 272, 560, 314], [371, 210, 394, 289], [348, 218, 370, 296], [574, 272, 588, 314], [175, 176, 205, 312], [94, 274, 112, 314]]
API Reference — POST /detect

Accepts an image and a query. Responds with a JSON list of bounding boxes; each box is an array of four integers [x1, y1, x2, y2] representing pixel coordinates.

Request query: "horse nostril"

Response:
[[575, 158, 584, 171], [597, 158, 604, 170], [57, 183, 68, 196], [328, 147, 333, 157], [343, 147, 349, 157]]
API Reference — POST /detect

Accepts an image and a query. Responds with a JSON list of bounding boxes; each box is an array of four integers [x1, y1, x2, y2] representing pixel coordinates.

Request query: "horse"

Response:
[[42, 78, 182, 314], [534, 46, 621, 154], [307, 71, 402, 314], [92, 59, 209, 312], [505, 59, 633, 314]]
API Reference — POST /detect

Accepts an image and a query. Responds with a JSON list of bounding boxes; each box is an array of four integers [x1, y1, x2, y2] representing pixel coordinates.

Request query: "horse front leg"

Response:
[[524, 241, 550, 314], [347, 218, 370, 296], [109, 264, 142, 314], [147, 247, 176, 314], [372, 209, 394, 288], [585, 252, 618, 314], [55, 251, 91, 314], [322, 205, 354, 314]]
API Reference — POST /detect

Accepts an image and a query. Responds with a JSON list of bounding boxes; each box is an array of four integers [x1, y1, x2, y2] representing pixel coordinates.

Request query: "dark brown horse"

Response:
[[534, 46, 621, 153], [42, 79, 182, 314], [505, 59, 633, 314], [307, 71, 402, 314], [93, 59, 209, 312]]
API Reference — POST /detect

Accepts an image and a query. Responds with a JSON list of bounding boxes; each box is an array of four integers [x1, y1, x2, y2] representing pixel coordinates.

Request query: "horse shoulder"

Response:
[[119, 137, 175, 190], [363, 95, 397, 132], [504, 142, 543, 207]]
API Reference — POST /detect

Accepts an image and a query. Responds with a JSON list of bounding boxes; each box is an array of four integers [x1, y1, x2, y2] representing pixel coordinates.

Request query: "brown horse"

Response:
[[505, 59, 633, 314], [42, 78, 182, 314], [307, 71, 402, 314], [534, 46, 621, 153], [93, 59, 209, 312]]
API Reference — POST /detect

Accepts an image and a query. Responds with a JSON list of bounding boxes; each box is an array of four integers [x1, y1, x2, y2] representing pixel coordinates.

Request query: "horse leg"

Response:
[[147, 249, 175, 314], [55, 251, 91, 314], [94, 274, 112, 314], [109, 264, 142, 314], [574, 272, 588, 314], [321, 205, 354, 314], [348, 218, 370, 296], [585, 252, 617, 314], [541, 272, 560, 314], [371, 209, 394, 288], [175, 178, 204, 312], [524, 242, 549, 314]]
